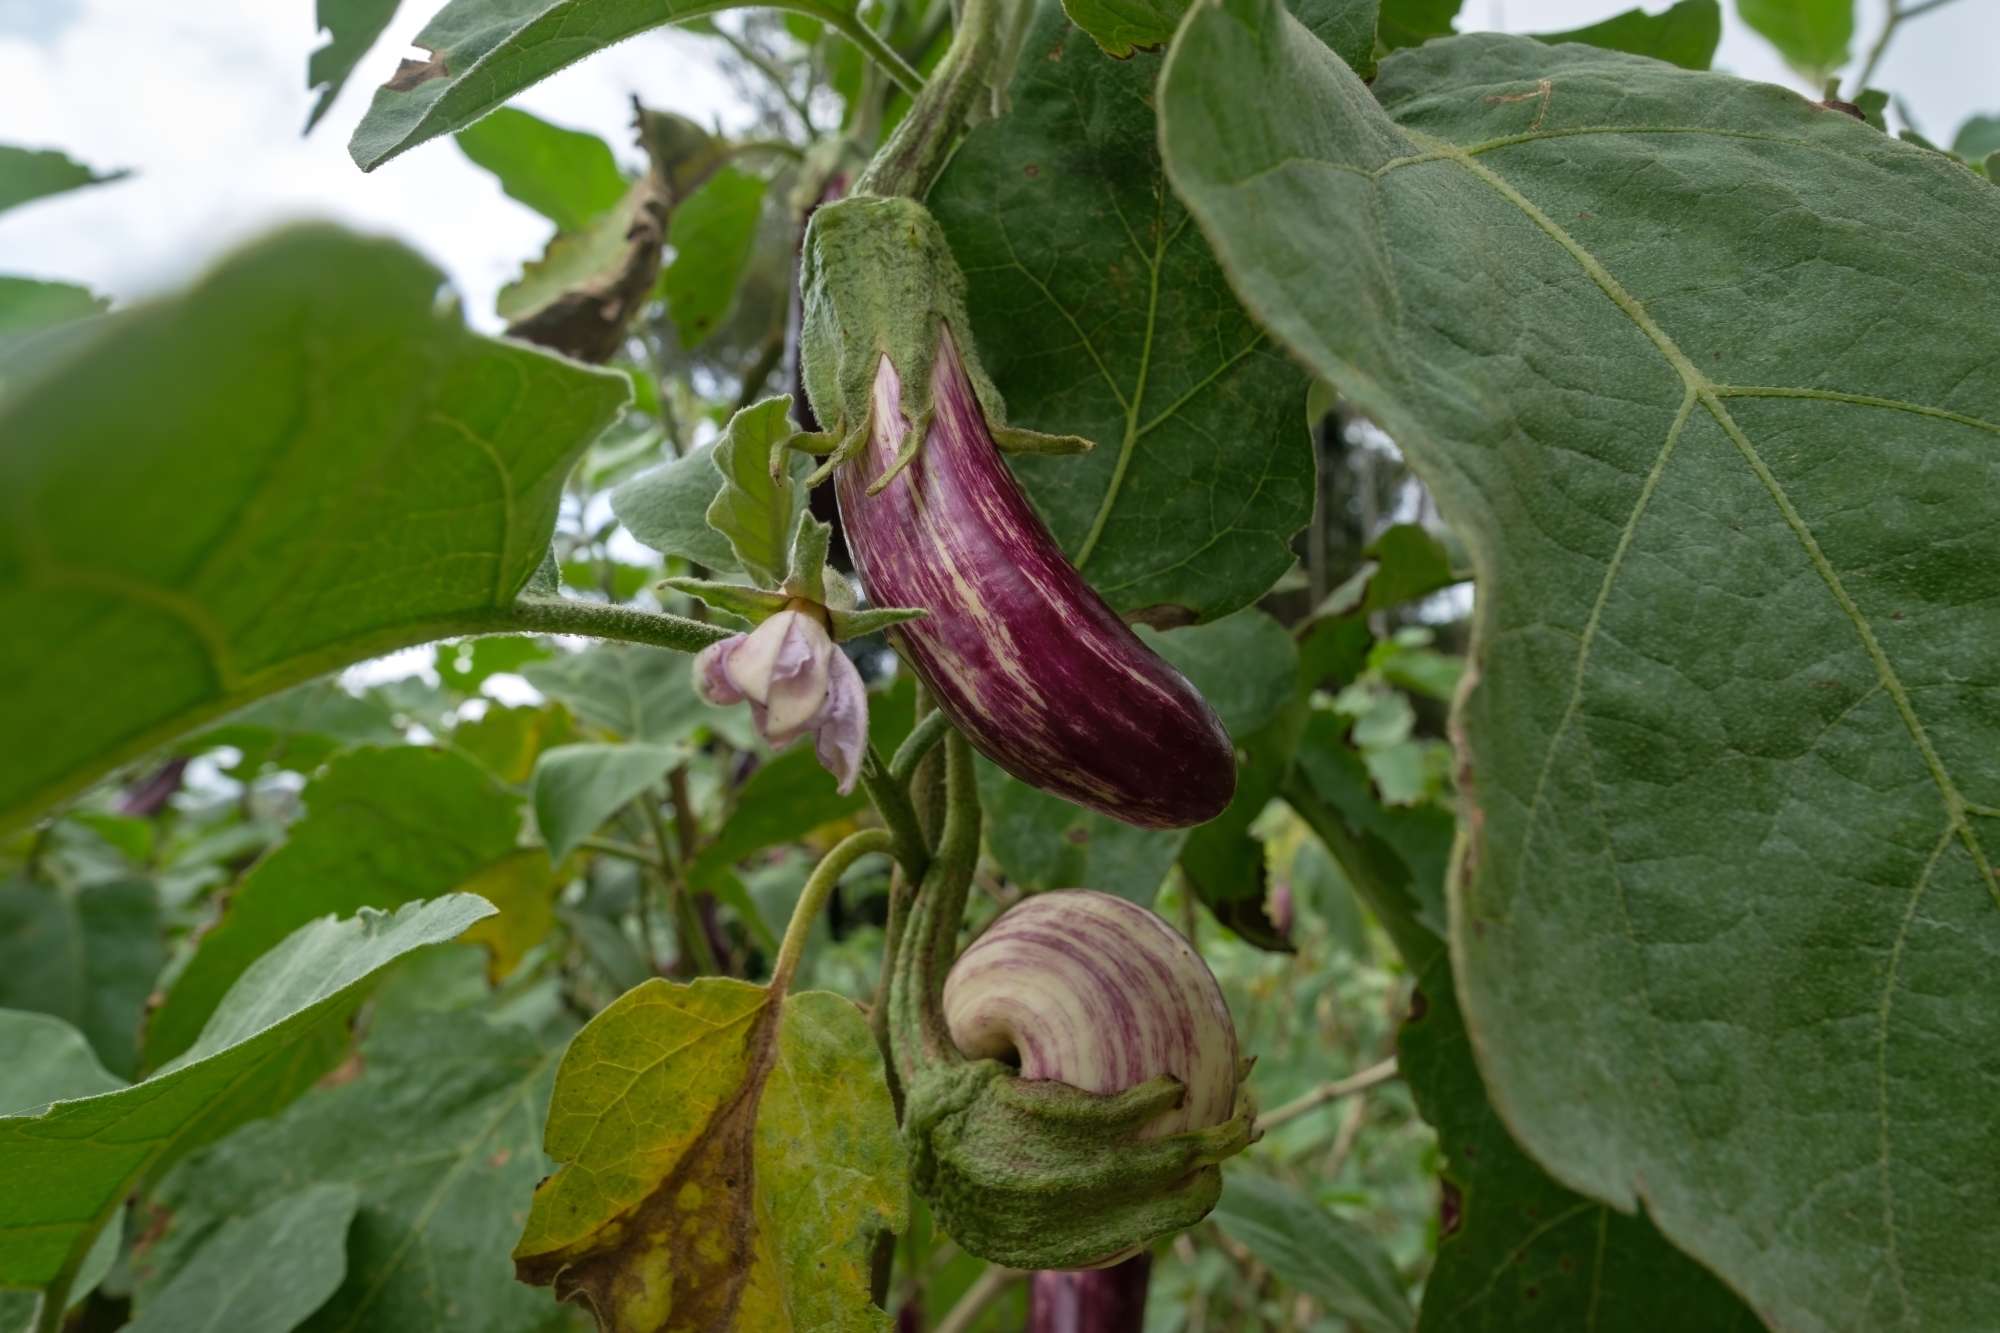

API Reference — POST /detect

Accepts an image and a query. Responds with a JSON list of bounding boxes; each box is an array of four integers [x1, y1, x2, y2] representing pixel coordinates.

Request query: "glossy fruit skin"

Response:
[[834, 332, 1236, 828]]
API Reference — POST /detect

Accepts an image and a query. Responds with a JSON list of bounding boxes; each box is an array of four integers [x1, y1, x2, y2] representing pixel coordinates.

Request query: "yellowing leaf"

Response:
[[458, 848, 568, 982], [514, 978, 904, 1332]]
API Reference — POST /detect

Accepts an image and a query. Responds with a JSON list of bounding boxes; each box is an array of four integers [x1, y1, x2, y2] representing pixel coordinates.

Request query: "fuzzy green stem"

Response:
[[819, 5, 925, 96], [853, 0, 1003, 198], [890, 731, 982, 1077], [502, 596, 730, 652], [772, 828, 894, 992], [891, 709, 953, 785], [862, 744, 930, 880]]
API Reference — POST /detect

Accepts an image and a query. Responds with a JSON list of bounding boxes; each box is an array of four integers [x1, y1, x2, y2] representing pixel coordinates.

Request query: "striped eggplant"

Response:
[[801, 195, 1236, 829]]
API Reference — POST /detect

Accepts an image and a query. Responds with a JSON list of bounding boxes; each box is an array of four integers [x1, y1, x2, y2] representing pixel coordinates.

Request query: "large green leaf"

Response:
[[1163, 13, 2000, 1329], [1210, 1172, 1413, 1333], [126, 1184, 360, 1333], [0, 145, 126, 216], [0, 876, 161, 1078], [145, 747, 535, 1067], [143, 1012, 565, 1333], [1400, 961, 1760, 1331], [928, 2, 1311, 626], [661, 166, 768, 349], [0, 226, 629, 833], [532, 741, 683, 861], [307, 0, 404, 131], [0, 895, 492, 1302], [514, 979, 904, 1330], [457, 106, 629, 233], [1533, 0, 1720, 70], [1737, 0, 1853, 79]]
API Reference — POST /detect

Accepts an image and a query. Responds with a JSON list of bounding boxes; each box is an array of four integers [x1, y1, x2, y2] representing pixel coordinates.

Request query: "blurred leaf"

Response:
[[0, 895, 492, 1299], [0, 226, 629, 833], [661, 166, 768, 348], [708, 396, 809, 588], [514, 979, 904, 1330], [1321, 523, 1456, 619], [611, 440, 744, 573], [1287, 0, 1379, 72], [1953, 113, 2000, 163], [450, 701, 575, 785], [691, 747, 870, 892], [978, 757, 1187, 902], [0, 144, 126, 216], [185, 680, 402, 778], [532, 741, 682, 862], [457, 106, 630, 233], [146, 747, 533, 1066], [497, 180, 653, 323], [1401, 961, 1762, 1331], [928, 3, 1311, 625], [145, 1011, 566, 1333], [1737, 0, 1852, 79], [128, 1184, 358, 1333], [563, 906, 653, 992], [435, 636, 553, 694], [0, 276, 106, 343], [1179, 699, 1304, 949], [521, 644, 709, 743], [1294, 713, 1450, 940], [1533, 0, 1720, 70], [306, 0, 402, 130], [458, 849, 567, 982], [0, 876, 161, 1078], [1138, 608, 1299, 739], [1377, 0, 1458, 50], [1210, 1171, 1414, 1333]]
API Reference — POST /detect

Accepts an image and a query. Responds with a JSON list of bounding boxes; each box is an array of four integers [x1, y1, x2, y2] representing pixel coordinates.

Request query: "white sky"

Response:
[[0, 0, 1993, 327]]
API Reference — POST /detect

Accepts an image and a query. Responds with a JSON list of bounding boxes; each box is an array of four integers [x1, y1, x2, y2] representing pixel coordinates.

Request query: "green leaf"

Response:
[[661, 576, 791, 624], [145, 747, 535, 1066], [1533, 0, 1720, 70], [0, 877, 161, 1078], [0, 1011, 122, 1113], [514, 979, 904, 1330], [978, 757, 1188, 902], [142, 1012, 566, 1333], [1163, 13, 2000, 1328], [307, 0, 403, 131], [1376, 0, 1458, 51], [690, 747, 871, 890], [0, 895, 492, 1298], [708, 396, 810, 588], [1137, 608, 1298, 739], [185, 680, 403, 778], [611, 440, 744, 574], [436, 635, 553, 694], [456, 106, 629, 233], [928, 3, 1312, 625], [1056, 0, 1181, 58], [0, 276, 106, 339], [496, 180, 652, 323], [661, 166, 768, 348], [1952, 113, 2000, 163], [521, 644, 710, 743], [127, 1184, 359, 1333], [1179, 697, 1304, 949], [1287, 0, 1379, 72], [1401, 961, 1761, 1331], [0, 226, 629, 834], [1737, 0, 1853, 79], [532, 741, 682, 862], [1210, 1172, 1414, 1333], [0, 144, 126, 216], [450, 700, 576, 784]]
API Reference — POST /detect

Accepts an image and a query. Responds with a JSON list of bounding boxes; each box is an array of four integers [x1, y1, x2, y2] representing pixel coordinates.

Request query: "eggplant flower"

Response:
[[694, 607, 867, 793]]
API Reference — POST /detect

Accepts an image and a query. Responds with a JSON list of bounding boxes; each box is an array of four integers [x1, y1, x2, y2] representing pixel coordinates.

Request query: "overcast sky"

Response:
[[1, 0, 1993, 329]]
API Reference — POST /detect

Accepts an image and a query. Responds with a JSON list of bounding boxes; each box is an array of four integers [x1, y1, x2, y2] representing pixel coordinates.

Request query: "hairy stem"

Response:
[[853, 0, 1003, 197], [773, 828, 894, 992], [1254, 1056, 1400, 1133], [500, 596, 730, 652], [890, 708, 952, 785], [862, 744, 930, 881], [890, 731, 982, 1078]]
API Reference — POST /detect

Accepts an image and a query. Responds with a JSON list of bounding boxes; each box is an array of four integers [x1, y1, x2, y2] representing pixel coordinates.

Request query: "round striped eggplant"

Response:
[[943, 890, 1239, 1138], [833, 332, 1236, 828]]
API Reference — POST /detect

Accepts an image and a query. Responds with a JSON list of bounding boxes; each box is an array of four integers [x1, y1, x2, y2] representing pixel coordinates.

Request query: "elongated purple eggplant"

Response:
[[831, 330, 1234, 827]]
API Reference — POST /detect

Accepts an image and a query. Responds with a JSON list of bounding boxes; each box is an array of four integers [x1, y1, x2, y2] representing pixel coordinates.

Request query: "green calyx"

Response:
[[797, 195, 1088, 494], [884, 732, 1254, 1268]]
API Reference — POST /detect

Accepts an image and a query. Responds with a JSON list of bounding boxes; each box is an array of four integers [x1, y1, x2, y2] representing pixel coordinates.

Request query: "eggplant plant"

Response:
[[1, 0, 1996, 1331]]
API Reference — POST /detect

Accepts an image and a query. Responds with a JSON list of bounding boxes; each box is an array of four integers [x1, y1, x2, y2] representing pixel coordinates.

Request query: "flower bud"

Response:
[[693, 607, 868, 793]]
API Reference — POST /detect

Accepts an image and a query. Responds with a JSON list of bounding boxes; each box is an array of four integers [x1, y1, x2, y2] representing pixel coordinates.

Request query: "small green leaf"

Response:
[[456, 106, 629, 233], [144, 1012, 566, 1333], [784, 511, 832, 602], [611, 440, 744, 574], [0, 877, 161, 1078], [1320, 523, 1457, 619], [434, 635, 553, 694], [829, 605, 927, 639], [1179, 698, 1305, 950], [1376, 0, 1459, 50], [0, 1011, 123, 1113], [532, 742, 683, 862], [127, 1184, 359, 1333], [707, 396, 810, 588], [0, 144, 127, 216], [1057, 0, 1183, 57], [690, 747, 871, 890], [449, 701, 575, 784], [185, 680, 403, 777], [521, 644, 711, 743], [661, 165, 768, 348], [1211, 1172, 1414, 1333], [514, 979, 905, 1330], [145, 747, 538, 1066], [0, 226, 629, 834], [0, 275, 106, 341], [0, 895, 493, 1297], [307, 0, 403, 131], [661, 576, 791, 624], [1952, 113, 2000, 163], [928, 4, 1312, 625], [1533, 0, 1720, 70], [1737, 0, 1853, 80]]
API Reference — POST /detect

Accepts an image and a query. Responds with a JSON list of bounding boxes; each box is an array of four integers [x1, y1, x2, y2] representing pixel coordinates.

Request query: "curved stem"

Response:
[[890, 708, 952, 785], [772, 828, 893, 991], [810, 3, 924, 96], [892, 731, 981, 1071], [853, 0, 1002, 197], [861, 744, 929, 880]]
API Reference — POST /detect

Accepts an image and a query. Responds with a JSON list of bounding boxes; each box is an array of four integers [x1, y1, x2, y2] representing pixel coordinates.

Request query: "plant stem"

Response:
[[853, 0, 1002, 197], [772, 828, 894, 991], [1253, 1056, 1400, 1134], [576, 836, 659, 867], [813, 3, 924, 96], [934, 1264, 1026, 1333], [712, 25, 818, 134], [1852, 0, 1964, 96], [890, 708, 953, 785], [639, 789, 718, 977], [500, 596, 730, 653], [893, 731, 982, 1071], [862, 744, 929, 880]]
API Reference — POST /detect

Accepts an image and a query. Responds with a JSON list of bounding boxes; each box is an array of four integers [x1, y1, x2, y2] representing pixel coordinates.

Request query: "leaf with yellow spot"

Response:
[[514, 977, 905, 1332], [458, 848, 569, 982]]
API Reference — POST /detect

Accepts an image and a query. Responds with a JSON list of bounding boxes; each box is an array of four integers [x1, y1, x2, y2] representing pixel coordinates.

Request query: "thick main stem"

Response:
[[853, 0, 1003, 199], [889, 730, 981, 1080]]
